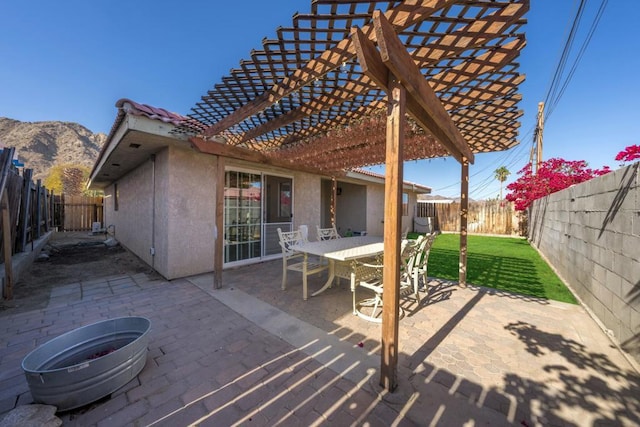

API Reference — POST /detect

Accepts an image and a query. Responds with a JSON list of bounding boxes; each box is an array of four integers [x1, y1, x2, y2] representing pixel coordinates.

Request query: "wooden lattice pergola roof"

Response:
[[181, 0, 528, 173], [176, 0, 531, 393]]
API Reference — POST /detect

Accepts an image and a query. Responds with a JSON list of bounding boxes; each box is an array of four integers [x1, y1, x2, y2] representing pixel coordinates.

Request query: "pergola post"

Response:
[[331, 177, 337, 228], [459, 158, 469, 287], [380, 72, 405, 391], [214, 155, 225, 289]]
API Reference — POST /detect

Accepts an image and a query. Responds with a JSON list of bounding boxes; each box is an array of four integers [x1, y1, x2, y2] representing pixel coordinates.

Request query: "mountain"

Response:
[[0, 117, 107, 181]]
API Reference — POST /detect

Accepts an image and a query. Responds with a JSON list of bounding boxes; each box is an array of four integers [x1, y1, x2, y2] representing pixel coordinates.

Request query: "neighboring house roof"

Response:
[[89, 98, 431, 194], [417, 198, 454, 204], [348, 168, 431, 194]]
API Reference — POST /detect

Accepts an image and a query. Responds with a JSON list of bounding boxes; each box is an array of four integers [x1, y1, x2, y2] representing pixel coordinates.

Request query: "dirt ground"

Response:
[[0, 231, 160, 316]]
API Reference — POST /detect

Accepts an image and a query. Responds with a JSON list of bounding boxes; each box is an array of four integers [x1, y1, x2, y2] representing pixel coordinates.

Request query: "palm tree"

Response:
[[494, 166, 510, 199]]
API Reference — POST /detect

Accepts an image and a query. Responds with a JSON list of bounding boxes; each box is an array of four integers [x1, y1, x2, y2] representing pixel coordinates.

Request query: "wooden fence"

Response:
[[416, 200, 526, 235], [0, 148, 58, 298], [0, 163, 55, 258], [54, 195, 104, 232], [0, 147, 108, 299]]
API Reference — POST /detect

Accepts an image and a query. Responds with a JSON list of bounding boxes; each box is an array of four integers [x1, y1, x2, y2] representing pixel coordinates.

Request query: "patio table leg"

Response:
[[311, 259, 336, 297]]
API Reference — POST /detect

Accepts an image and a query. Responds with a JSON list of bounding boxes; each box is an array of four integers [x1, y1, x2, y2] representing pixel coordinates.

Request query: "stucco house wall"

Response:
[[104, 157, 155, 269], [336, 181, 367, 235], [152, 149, 171, 277], [164, 146, 218, 278], [528, 163, 640, 364], [292, 171, 322, 232], [365, 184, 416, 237], [104, 148, 427, 280], [103, 146, 218, 280], [366, 185, 385, 236]]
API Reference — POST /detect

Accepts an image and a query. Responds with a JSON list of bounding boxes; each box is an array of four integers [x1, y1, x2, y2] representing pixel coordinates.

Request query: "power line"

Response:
[[544, 0, 587, 112], [546, 0, 609, 118]]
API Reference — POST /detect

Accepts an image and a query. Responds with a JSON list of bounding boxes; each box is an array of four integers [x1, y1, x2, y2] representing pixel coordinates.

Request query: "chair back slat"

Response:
[[277, 228, 306, 255], [316, 225, 341, 241]]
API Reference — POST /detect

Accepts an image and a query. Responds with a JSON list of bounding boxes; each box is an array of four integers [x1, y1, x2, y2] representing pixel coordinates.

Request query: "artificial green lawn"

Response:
[[421, 233, 577, 304]]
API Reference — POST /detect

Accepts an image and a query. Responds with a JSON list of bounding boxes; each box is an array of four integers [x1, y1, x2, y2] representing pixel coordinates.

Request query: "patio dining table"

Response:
[[292, 235, 384, 298]]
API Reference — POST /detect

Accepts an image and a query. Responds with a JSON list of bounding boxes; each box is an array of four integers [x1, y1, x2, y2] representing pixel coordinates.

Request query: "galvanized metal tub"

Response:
[[22, 316, 151, 411]]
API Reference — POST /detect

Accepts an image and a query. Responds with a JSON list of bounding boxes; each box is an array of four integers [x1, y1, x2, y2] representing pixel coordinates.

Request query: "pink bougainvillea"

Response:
[[505, 158, 611, 211], [615, 144, 640, 163]]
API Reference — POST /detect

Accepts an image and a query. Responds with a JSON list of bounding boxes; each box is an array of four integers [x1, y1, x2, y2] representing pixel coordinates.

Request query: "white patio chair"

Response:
[[277, 227, 328, 300], [316, 225, 341, 241], [400, 234, 436, 304], [316, 225, 349, 284], [350, 239, 420, 322]]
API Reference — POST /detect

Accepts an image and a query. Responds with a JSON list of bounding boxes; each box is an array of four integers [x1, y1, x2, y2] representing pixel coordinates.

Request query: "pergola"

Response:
[[180, 0, 528, 391]]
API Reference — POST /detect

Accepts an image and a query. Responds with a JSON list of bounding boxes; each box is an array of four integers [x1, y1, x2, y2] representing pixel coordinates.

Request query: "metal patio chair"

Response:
[[277, 227, 328, 298], [351, 238, 421, 322], [400, 233, 437, 304]]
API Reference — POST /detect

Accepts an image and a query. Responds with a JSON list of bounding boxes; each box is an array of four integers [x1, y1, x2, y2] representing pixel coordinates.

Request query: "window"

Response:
[[402, 192, 409, 216], [279, 182, 291, 218]]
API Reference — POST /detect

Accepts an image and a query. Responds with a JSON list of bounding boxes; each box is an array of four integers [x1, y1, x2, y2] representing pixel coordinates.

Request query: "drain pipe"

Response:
[[150, 154, 156, 269]]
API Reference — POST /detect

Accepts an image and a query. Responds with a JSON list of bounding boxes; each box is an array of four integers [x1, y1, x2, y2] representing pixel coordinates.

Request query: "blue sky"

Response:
[[1, 1, 637, 199]]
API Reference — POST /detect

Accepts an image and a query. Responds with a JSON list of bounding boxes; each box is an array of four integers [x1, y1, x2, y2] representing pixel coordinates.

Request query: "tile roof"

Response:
[[116, 99, 192, 127]]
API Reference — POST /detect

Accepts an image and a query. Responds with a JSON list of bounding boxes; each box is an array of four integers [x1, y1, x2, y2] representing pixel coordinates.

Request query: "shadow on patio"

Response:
[[1, 261, 638, 425], [193, 259, 640, 425]]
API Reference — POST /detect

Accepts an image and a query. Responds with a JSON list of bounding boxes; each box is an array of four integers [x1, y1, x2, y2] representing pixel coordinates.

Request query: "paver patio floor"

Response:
[[1, 260, 639, 426]]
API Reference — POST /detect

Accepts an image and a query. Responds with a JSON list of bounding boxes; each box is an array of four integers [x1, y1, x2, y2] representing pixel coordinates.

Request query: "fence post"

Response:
[[61, 193, 66, 231], [17, 169, 33, 252], [0, 148, 15, 299], [35, 180, 42, 239], [43, 187, 50, 232]]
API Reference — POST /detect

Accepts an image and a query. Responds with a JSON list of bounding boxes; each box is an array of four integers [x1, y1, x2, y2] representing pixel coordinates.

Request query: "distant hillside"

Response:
[[0, 117, 106, 181]]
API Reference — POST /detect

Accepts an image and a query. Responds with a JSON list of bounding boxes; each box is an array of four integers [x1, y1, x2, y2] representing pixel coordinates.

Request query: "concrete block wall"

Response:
[[529, 163, 640, 364]]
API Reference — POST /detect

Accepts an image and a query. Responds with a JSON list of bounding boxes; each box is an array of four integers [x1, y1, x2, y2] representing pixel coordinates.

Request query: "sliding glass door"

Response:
[[224, 171, 262, 263], [223, 170, 293, 265]]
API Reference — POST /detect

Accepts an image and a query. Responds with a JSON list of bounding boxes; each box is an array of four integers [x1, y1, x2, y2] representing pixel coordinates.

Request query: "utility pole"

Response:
[[530, 101, 544, 174]]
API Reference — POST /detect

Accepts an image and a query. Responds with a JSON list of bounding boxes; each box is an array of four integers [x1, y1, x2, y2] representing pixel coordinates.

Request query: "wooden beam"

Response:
[[202, 0, 456, 138], [351, 27, 389, 89], [352, 26, 471, 164], [373, 10, 474, 164], [214, 156, 225, 289], [189, 137, 339, 177], [331, 177, 337, 228], [459, 159, 469, 287], [380, 72, 405, 392]]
